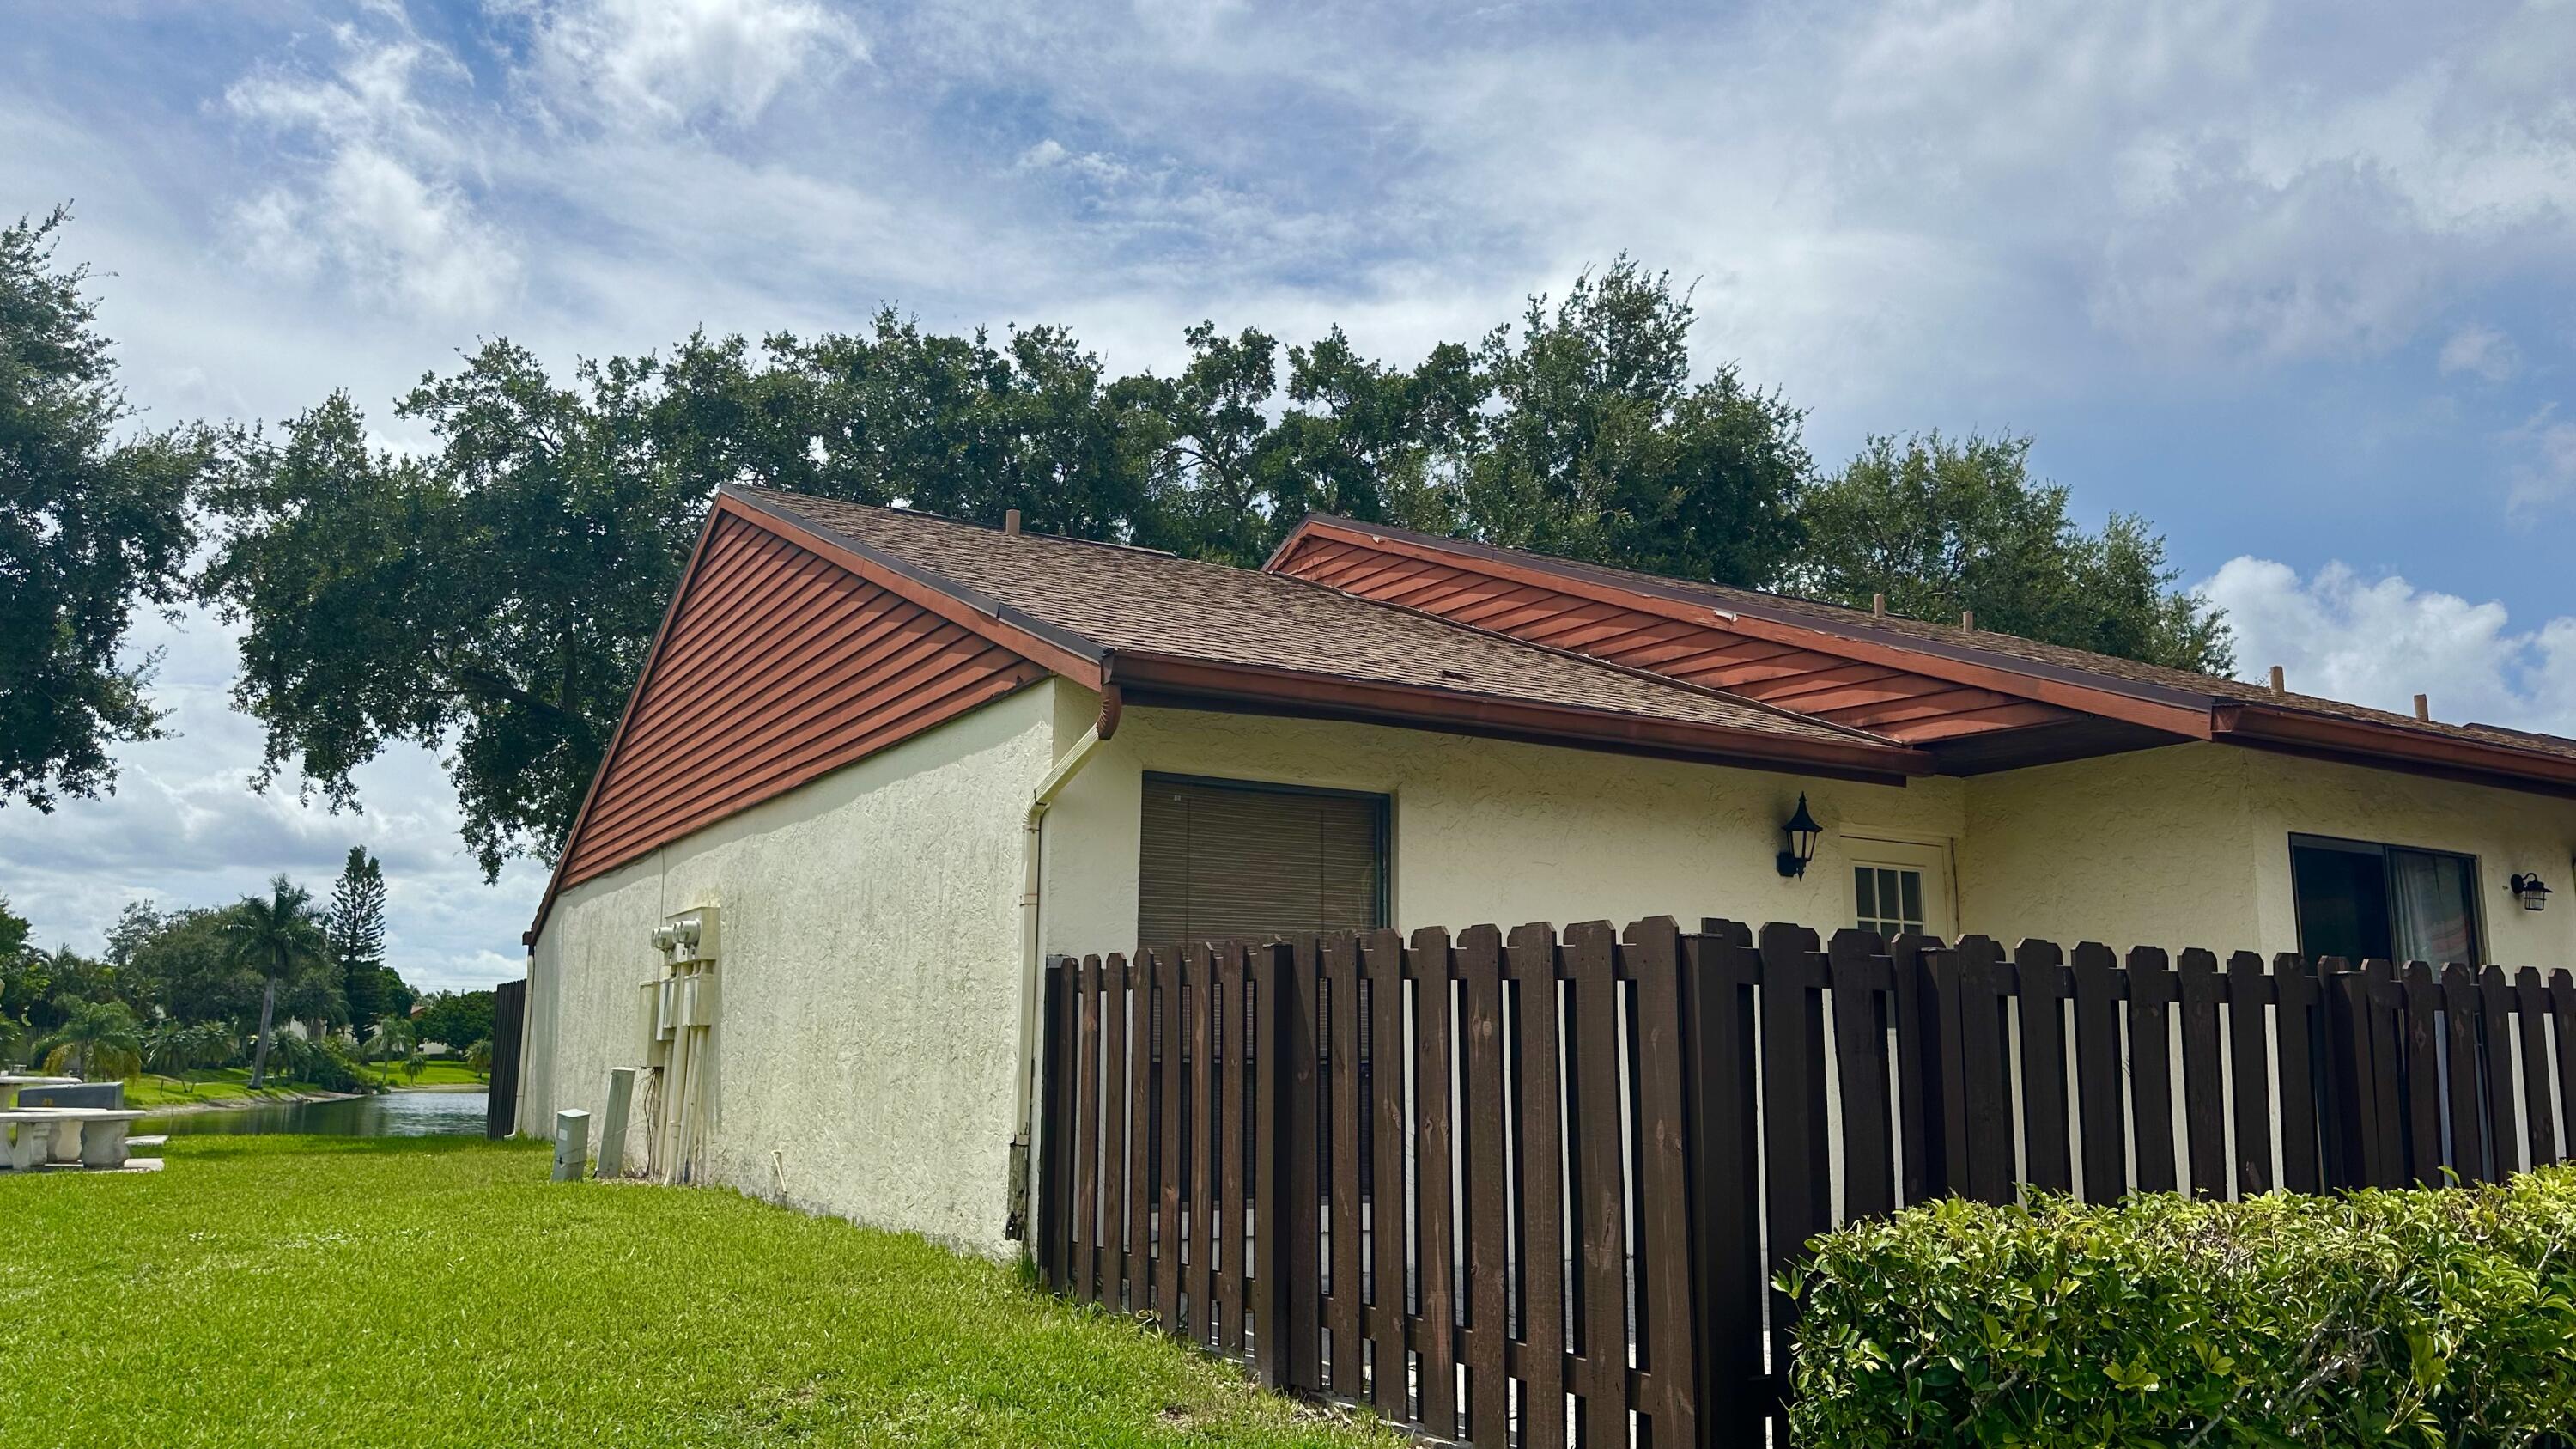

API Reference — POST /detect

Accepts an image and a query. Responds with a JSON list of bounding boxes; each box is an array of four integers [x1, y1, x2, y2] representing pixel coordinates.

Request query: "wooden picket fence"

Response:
[[1035, 917, 2576, 1446]]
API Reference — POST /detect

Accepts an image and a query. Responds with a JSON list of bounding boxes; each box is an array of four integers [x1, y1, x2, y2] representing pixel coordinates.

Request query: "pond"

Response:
[[145, 1088, 490, 1138]]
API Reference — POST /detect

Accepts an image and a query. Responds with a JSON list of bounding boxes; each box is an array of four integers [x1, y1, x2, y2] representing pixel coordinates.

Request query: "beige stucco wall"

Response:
[[1962, 741, 2576, 962], [1037, 693, 1968, 955], [520, 682, 1060, 1257]]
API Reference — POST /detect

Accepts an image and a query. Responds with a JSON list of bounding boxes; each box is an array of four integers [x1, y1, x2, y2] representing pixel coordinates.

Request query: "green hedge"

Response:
[[1786, 1167, 2576, 1446]]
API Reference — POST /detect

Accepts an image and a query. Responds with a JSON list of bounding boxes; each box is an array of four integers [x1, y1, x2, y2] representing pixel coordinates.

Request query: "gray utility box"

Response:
[[20, 1082, 124, 1109]]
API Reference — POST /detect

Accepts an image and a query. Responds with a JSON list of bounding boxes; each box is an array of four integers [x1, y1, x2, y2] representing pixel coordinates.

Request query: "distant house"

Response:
[[514, 486, 2576, 1256]]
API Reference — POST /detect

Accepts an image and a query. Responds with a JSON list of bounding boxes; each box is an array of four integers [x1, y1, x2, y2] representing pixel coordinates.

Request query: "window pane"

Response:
[[1854, 866, 1876, 920], [1899, 870, 1923, 928], [2292, 841, 2392, 961], [2390, 848, 2480, 965]]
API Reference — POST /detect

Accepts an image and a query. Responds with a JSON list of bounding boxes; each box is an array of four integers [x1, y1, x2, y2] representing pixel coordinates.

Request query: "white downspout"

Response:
[[1007, 685, 1119, 1239]]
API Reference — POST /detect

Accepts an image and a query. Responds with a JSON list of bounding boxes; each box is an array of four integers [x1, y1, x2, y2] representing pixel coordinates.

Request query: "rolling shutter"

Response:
[[1137, 775, 1388, 948]]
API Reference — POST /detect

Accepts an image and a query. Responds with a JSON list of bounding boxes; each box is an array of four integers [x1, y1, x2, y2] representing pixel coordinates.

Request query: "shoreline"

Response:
[[136, 1081, 489, 1117]]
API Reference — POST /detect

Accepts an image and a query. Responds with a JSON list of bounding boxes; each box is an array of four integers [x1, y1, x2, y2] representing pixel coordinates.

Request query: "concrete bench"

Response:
[[0, 1109, 148, 1170]]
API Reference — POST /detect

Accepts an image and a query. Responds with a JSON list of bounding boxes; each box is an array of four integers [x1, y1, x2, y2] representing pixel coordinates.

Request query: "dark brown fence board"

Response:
[[1828, 930, 1896, 1221], [2014, 939, 2075, 1196], [1102, 953, 1133, 1311], [1687, 923, 1765, 1445], [1504, 922, 1567, 1449], [1457, 925, 1510, 1445], [1126, 953, 1156, 1318], [1283, 935, 1324, 1389], [1565, 921, 1629, 1449], [1190, 945, 1219, 1342], [1758, 922, 1829, 1422], [1410, 926, 1461, 1439], [1252, 942, 1291, 1388], [2227, 951, 2275, 1196], [1889, 934, 1943, 1204], [1159, 947, 1187, 1329], [1216, 944, 1249, 1354], [2273, 953, 2322, 1195], [2069, 943, 2125, 1202], [1954, 937, 2017, 1205], [2555, 971, 2576, 1162], [2482, 965, 2523, 1178], [1042, 961, 1072, 1291], [1074, 956, 1104, 1303], [1364, 928, 1409, 1418], [2443, 963, 2489, 1182], [1325, 934, 1364, 1392], [2126, 947, 2178, 1196], [1625, 917, 1696, 1441], [2178, 949, 2227, 1199], [2516, 968, 2557, 1171], [2398, 963, 2445, 1187]]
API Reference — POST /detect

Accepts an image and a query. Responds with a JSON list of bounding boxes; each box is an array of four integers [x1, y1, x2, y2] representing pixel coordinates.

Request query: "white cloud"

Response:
[[2201, 556, 2576, 733], [2440, 323, 2523, 381], [2504, 406, 2576, 517], [224, 13, 521, 317], [521, 0, 866, 128]]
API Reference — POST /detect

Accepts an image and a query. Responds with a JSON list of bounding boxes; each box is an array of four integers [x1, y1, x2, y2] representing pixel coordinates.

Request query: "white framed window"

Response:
[[1844, 835, 1956, 941]]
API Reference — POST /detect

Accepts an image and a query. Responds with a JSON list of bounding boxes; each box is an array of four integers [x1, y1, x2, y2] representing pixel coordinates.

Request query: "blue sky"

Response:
[[6, 0, 2576, 987]]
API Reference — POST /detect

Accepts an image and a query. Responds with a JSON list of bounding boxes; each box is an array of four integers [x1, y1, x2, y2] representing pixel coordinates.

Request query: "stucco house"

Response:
[[514, 484, 2576, 1257]]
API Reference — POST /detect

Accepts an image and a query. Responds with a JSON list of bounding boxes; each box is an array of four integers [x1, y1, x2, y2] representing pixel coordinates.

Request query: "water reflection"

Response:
[[146, 1089, 489, 1137]]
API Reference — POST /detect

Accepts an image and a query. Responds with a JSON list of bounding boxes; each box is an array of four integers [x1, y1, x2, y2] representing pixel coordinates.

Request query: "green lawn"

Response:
[[0, 1135, 1394, 1449]]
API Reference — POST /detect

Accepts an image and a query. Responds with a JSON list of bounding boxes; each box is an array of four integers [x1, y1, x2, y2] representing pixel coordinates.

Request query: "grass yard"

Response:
[[0, 1135, 1395, 1449]]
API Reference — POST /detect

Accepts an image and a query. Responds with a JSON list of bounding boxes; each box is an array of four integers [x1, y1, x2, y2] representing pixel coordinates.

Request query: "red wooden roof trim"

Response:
[[1270, 517, 2221, 733], [525, 502, 735, 947], [1100, 650, 1933, 784], [719, 488, 1109, 689], [2214, 704, 2576, 794]]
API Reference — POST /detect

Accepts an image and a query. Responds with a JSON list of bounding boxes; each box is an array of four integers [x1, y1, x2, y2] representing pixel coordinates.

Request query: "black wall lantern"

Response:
[[2512, 873, 2553, 912], [1777, 794, 1823, 879]]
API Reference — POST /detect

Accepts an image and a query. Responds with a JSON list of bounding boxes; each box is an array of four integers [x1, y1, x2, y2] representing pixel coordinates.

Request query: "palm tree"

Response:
[[32, 1000, 144, 1080], [463, 1037, 493, 1081], [223, 878, 325, 1089]]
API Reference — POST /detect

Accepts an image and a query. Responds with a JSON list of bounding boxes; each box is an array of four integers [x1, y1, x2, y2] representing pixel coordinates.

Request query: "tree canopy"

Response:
[[0, 208, 223, 809], [201, 257, 2231, 877], [1792, 432, 2233, 674]]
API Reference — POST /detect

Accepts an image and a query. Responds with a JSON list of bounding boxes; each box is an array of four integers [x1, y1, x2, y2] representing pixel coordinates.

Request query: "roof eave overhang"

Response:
[[2215, 704, 2576, 800], [1103, 650, 1932, 787]]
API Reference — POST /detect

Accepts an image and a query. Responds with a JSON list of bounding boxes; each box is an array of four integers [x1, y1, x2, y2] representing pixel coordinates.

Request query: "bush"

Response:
[[1786, 1168, 2576, 1446]]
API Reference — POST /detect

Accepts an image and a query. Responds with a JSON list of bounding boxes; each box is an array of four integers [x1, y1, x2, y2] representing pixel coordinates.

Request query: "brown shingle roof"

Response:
[[729, 487, 1911, 758], [1281, 514, 2576, 771]]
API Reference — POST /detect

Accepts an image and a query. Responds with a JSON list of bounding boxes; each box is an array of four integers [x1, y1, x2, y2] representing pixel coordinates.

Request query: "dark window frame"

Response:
[[1137, 771, 1394, 940], [2288, 831, 2487, 965]]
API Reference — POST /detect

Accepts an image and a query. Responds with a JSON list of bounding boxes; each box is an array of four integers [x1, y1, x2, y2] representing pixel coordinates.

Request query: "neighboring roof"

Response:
[[1267, 514, 2576, 796], [726, 488, 1925, 778]]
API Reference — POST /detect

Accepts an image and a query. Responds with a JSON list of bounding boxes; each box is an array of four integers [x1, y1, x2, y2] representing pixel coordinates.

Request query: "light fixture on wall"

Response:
[[1777, 794, 1823, 880], [2511, 874, 2553, 912]]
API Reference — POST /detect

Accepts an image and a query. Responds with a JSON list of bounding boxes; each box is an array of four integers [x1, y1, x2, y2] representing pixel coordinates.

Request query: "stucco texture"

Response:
[[522, 682, 1059, 1257], [1961, 741, 2576, 961], [1036, 697, 1967, 954]]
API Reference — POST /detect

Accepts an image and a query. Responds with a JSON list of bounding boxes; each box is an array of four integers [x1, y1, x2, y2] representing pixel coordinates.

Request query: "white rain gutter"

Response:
[[1006, 685, 1120, 1239]]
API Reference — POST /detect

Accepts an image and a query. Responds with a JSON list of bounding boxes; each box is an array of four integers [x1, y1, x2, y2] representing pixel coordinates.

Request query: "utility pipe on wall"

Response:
[[1005, 685, 1120, 1239]]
